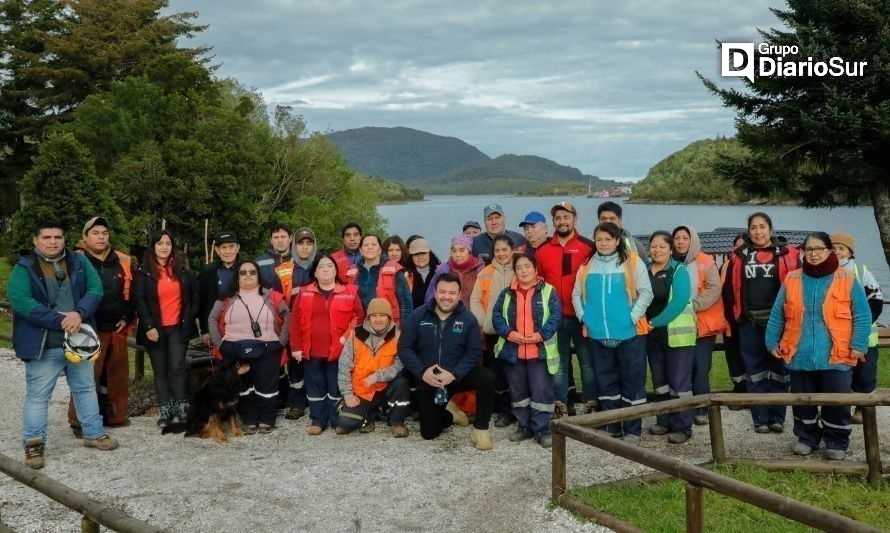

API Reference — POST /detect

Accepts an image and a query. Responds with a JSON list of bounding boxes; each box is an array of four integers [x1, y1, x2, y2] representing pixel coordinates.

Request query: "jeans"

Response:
[[554, 316, 595, 403], [589, 336, 647, 437], [24, 347, 104, 446]]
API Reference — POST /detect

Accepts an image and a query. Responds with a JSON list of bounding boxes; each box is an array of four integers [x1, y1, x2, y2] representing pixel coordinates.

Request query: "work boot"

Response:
[[335, 426, 349, 435], [667, 432, 691, 444], [446, 400, 469, 427], [791, 441, 813, 456], [285, 407, 305, 421], [509, 426, 532, 442], [622, 434, 641, 445], [581, 400, 598, 415], [83, 434, 119, 451], [852, 407, 863, 425], [693, 415, 709, 426], [307, 425, 323, 436], [471, 428, 493, 451], [648, 424, 669, 436], [823, 449, 846, 461], [553, 401, 569, 419], [754, 425, 771, 434], [157, 402, 174, 428], [175, 400, 190, 425], [359, 421, 376, 434], [391, 424, 409, 438], [537, 434, 553, 448], [24, 437, 45, 469], [257, 423, 274, 434], [768, 422, 784, 433], [494, 412, 516, 428]]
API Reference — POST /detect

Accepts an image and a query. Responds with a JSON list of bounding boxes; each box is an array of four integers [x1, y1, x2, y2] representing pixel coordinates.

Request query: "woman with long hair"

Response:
[[208, 259, 290, 434], [572, 222, 652, 444], [724, 212, 800, 433], [133, 229, 199, 428], [766, 232, 870, 460], [289, 253, 364, 435]]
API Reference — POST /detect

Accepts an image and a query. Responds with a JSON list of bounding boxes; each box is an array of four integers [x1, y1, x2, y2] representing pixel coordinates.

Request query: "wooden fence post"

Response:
[[134, 348, 145, 382], [861, 406, 883, 487], [707, 404, 726, 464], [552, 428, 567, 500], [685, 483, 703, 533], [81, 516, 99, 533]]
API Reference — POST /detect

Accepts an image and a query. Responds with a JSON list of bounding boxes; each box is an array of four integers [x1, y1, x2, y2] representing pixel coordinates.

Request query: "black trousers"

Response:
[[222, 341, 282, 426], [337, 376, 411, 431], [147, 327, 188, 405], [416, 366, 494, 439], [483, 334, 511, 414]]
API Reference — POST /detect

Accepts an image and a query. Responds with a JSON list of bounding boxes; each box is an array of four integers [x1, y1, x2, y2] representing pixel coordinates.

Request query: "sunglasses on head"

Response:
[[239, 269, 257, 276]]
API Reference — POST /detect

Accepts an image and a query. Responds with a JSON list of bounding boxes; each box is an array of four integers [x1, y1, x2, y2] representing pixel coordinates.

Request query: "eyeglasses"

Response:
[[239, 269, 257, 276], [804, 247, 828, 254]]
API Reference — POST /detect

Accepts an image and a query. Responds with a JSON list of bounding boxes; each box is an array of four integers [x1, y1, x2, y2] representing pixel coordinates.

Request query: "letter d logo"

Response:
[[721, 43, 755, 82]]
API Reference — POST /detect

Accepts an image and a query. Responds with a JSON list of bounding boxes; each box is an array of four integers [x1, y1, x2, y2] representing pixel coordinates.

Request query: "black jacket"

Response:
[[79, 248, 135, 331], [198, 260, 238, 335], [398, 301, 482, 388], [133, 263, 199, 346]]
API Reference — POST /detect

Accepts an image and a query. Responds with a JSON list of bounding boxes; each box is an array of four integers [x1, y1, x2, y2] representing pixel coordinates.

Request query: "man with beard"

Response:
[[399, 274, 495, 450], [535, 202, 596, 418]]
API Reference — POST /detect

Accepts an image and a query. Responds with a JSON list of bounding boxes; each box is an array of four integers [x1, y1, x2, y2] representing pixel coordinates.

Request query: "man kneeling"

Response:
[[336, 298, 410, 437], [399, 273, 495, 450]]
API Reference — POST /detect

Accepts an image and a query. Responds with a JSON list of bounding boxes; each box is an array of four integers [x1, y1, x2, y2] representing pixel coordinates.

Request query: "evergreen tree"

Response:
[[699, 0, 890, 263], [11, 131, 129, 253]]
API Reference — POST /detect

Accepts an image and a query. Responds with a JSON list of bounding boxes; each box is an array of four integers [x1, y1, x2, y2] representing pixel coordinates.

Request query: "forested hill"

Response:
[[326, 127, 619, 195], [629, 138, 791, 204], [421, 154, 622, 195], [326, 126, 490, 182]]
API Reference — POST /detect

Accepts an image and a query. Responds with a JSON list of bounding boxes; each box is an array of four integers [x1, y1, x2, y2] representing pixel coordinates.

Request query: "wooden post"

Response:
[[204, 219, 209, 264], [707, 405, 726, 464], [81, 516, 99, 533], [685, 483, 703, 533], [861, 406, 883, 487], [552, 426, 567, 500]]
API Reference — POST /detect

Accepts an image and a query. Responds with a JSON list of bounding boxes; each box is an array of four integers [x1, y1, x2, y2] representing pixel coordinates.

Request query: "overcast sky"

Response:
[[167, 1, 784, 179]]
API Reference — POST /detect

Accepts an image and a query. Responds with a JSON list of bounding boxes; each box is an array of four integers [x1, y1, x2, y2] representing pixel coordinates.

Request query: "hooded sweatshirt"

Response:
[[470, 259, 516, 335], [673, 225, 721, 312]]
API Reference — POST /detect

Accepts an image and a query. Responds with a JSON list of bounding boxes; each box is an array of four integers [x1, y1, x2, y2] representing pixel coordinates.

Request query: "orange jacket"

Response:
[[777, 269, 856, 365], [351, 327, 400, 401], [693, 253, 728, 337]]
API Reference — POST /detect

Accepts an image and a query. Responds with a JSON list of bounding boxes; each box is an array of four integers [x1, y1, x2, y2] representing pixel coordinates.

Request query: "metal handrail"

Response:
[[551, 390, 889, 532]]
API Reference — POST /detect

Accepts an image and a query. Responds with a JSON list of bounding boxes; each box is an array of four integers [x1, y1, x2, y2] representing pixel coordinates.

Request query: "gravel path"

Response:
[[1, 349, 887, 532]]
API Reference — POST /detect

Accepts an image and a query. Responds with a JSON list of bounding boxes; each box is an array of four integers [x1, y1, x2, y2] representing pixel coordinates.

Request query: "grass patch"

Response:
[[569, 463, 890, 532]]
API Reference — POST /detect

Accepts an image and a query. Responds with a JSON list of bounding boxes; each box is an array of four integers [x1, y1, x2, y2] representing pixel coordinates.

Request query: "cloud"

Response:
[[167, 0, 782, 176]]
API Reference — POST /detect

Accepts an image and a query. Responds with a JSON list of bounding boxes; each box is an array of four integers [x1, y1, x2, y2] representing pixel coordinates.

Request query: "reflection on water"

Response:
[[379, 195, 890, 290]]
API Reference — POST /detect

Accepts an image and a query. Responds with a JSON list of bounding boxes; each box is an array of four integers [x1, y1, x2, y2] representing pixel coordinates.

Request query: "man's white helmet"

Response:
[[64, 324, 101, 363]]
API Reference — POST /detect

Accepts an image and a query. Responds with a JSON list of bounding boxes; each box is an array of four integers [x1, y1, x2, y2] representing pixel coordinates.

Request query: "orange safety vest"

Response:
[[777, 269, 857, 365], [693, 253, 727, 338], [351, 328, 400, 401], [347, 261, 405, 324], [476, 265, 496, 312], [274, 261, 295, 301], [76, 249, 133, 300]]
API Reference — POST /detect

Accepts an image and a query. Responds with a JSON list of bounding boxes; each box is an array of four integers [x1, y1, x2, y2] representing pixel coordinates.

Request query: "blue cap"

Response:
[[519, 211, 546, 228], [483, 204, 504, 219]]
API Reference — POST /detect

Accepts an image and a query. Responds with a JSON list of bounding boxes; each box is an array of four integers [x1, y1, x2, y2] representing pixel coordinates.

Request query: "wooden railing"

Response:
[[0, 452, 161, 532], [551, 391, 889, 532]]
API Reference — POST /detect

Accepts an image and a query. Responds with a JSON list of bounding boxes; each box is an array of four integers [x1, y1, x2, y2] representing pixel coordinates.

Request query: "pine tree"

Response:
[[11, 131, 129, 253], [698, 0, 890, 264]]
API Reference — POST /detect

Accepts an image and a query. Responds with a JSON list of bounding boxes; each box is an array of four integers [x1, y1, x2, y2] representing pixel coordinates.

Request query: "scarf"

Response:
[[448, 256, 482, 273], [802, 252, 838, 278]]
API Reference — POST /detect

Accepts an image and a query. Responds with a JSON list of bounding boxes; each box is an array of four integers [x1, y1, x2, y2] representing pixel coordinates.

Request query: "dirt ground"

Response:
[[1, 349, 887, 532]]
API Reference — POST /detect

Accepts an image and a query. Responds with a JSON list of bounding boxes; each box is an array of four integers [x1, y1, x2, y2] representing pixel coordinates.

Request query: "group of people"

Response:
[[8, 201, 882, 469]]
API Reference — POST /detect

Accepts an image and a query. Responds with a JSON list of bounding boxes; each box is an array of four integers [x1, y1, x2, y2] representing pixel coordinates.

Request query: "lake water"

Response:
[[378, 195, 890, 289]]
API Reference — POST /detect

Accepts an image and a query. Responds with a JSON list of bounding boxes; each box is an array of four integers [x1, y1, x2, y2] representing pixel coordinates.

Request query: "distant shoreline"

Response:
[[627, 198, 799, 206]]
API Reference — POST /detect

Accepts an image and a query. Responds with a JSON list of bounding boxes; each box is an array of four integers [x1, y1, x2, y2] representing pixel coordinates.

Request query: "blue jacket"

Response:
[[572, 252, 653, 342], [8, 250, 102, 360], [765, 270, 870, 372], [397, 301, 482, 388], [491, 280, 561, 364]]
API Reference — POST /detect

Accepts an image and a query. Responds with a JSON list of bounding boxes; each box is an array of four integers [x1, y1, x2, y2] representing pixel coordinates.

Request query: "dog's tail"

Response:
[[161, 423, 187, 435]]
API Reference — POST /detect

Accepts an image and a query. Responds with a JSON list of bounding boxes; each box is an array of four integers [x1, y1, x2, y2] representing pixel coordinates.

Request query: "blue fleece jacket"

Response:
[[765, 271, 870, 372], [572, 252, 652, 342]]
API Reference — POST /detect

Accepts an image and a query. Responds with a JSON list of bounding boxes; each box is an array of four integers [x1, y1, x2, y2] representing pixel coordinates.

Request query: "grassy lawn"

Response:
[[568, 463, 890, 532]]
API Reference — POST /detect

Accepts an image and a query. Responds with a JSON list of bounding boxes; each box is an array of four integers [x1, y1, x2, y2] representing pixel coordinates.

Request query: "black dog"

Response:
[[162, 363, 244, 443]]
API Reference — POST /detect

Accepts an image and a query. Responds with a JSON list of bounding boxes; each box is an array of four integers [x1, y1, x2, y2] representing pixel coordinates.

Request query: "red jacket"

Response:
[[535, 231, 595, 317], [727, 240, 800, 321], [289, 282, 364, 361], [332, 248, 361, 284]]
